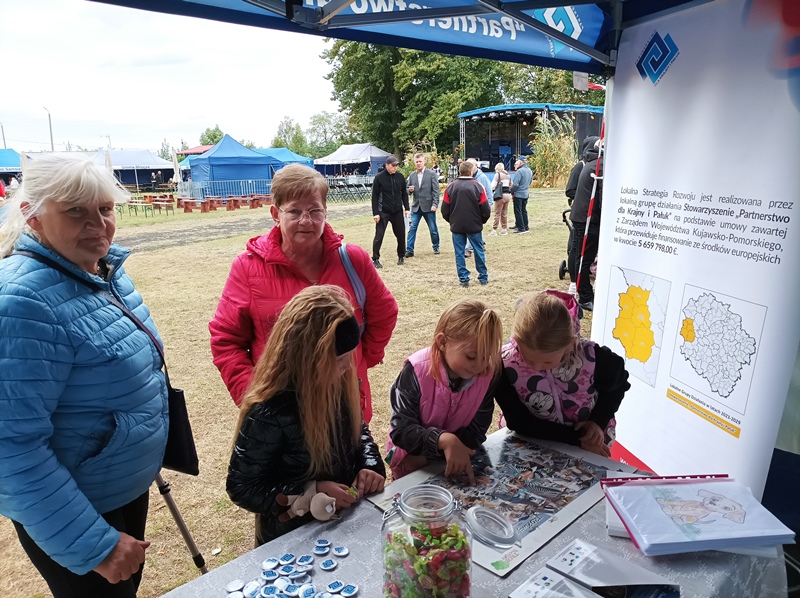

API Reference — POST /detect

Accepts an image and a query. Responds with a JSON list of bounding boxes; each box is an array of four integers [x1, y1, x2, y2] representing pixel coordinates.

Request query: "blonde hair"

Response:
[[270, 163, 329, 208], [494, 163, 506, 172], [0, 155, 129, 258], [429, 299, 503, 383], [235, 285, 361, 476], [512, 292, 577, 354]]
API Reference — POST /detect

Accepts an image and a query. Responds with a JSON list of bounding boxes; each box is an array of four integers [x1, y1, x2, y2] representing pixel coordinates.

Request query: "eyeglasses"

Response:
[[278, 207, 327, 222]]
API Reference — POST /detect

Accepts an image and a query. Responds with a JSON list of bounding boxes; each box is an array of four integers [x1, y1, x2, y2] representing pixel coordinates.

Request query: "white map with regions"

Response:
[[603, 266, 671, 387], [679, 292, 756, 399]]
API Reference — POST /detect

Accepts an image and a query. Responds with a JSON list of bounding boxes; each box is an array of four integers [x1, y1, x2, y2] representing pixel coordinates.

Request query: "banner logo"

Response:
[[636, 32, 680, 85]]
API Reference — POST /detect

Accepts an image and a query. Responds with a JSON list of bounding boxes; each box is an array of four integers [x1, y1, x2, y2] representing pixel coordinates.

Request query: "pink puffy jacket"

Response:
[[209, 223, 398, 422]]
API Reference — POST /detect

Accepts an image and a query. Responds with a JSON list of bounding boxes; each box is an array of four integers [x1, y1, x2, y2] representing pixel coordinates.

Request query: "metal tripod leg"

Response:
[[155, 473, 208, 574]]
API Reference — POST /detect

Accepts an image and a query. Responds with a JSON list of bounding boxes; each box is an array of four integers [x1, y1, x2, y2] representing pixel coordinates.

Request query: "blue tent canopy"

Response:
[[90, 1, 706, 75], [191, 135, 271, 183], [252, 147, 314, 169], [0, 149, 22, 173]]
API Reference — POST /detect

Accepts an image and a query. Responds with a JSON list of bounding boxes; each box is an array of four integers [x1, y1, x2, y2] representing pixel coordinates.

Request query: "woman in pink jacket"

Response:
[[209, 164, 398, 422]]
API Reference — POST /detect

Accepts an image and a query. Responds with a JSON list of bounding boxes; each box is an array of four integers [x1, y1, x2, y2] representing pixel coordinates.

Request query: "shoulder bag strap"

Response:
[[337, 243, 366, 336], [13, 250, 171, 384]]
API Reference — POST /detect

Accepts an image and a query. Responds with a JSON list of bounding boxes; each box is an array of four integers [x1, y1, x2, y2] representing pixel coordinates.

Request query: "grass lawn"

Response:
[[0, 188, 594, 597]]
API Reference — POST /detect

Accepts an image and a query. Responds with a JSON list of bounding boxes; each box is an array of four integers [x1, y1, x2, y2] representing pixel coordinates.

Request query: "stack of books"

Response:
[[601, 475, 794, 556]]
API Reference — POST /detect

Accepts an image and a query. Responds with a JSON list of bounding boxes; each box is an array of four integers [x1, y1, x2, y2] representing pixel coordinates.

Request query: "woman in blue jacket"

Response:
[[0, 155, 169, 597]]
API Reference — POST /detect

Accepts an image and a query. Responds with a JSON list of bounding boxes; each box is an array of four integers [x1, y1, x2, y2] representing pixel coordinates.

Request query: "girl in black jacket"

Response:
[[227, 285, 386, 544]]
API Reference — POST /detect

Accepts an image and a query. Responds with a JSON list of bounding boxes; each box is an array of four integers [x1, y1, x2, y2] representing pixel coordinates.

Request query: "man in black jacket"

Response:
[[568, 138, 603, 311], [371, 155, 410, 268], [441, 161, 492, 287]]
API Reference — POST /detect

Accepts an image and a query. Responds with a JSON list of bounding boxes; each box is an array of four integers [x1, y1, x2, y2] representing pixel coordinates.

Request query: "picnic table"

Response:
[[127, 201, 153, 217], [183, 198, 209, 213], [152, 198, 175, 215]]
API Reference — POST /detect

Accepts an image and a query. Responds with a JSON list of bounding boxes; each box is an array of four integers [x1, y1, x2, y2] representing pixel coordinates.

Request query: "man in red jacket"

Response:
[[209, 164, 398, 422]]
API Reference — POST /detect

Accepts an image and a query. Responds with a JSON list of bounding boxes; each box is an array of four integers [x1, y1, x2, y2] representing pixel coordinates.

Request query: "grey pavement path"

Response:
[[113, 202, 372, 254]]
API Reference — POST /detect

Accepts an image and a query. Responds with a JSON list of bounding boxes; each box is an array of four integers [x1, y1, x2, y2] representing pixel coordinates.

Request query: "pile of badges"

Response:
[[225, 539, 359, 598]]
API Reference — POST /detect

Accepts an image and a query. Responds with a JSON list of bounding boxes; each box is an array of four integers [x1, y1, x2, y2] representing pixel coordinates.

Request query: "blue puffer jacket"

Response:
[[0, 234, 169, 575]]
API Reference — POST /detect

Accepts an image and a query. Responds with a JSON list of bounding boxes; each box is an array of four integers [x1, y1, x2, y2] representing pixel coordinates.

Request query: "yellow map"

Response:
[[680, 317, 696, 343], [612, 285, 655, 362]]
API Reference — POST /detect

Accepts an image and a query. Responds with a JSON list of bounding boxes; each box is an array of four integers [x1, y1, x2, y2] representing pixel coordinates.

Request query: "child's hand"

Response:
[[580, 439, 611, 457], [316, 481, 357, 509], [438, 432, 477, 485], [352, 468, 385, 497], [575, 421, 604, 446]]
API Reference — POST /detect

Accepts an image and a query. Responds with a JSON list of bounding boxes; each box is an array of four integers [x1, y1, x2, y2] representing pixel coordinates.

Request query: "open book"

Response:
[[602, 476, 794, 556]]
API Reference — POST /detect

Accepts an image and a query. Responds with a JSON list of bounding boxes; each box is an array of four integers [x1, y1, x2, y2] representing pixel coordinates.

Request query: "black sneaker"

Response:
[[578, 300, 594, 312], [397, 257, 404, 265], [433, 248, 440, 255], [460, 281, 469, 288], [404, 251, 414, 258], [373, 260, 383, 269]]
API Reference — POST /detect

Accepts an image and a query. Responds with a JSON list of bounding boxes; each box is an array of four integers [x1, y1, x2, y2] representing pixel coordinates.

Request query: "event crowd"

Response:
[[0, 150, 620, 597]]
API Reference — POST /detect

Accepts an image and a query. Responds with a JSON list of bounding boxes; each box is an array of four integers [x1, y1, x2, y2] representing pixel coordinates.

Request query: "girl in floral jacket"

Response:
[[495, 290, 629, 457]]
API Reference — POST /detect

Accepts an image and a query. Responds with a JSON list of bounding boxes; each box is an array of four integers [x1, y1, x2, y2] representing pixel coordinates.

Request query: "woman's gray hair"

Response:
[[0, 154, 129, 258]]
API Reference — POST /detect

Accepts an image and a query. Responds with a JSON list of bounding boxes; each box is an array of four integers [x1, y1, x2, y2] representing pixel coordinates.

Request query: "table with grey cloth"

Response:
[[162, 498, 787, 597]]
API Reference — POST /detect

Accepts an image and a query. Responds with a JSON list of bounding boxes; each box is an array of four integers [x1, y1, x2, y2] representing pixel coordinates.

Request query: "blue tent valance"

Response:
[[0, 149, 22, 173], [91, 1, 706, 75], [458, 103, 605, 119]]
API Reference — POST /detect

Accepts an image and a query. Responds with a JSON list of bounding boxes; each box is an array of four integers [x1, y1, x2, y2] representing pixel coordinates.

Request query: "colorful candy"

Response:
[[383, 523, 471, 597]]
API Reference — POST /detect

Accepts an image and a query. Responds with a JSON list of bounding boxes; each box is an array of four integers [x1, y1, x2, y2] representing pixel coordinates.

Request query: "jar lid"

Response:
[[398, 484, 454, 520], [465, 506, 517, 548]]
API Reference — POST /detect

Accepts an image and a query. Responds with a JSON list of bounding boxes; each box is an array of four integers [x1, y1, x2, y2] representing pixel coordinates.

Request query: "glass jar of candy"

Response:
[[382, 484, 472, 598]]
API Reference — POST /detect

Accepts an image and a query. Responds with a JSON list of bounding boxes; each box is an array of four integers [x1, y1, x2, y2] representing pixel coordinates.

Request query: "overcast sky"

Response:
[[0, 0, 339, 153]]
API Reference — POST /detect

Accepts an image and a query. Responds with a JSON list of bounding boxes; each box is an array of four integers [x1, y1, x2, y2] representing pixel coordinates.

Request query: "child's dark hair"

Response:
[[429, 298, 503, 382], [512, 292, 578, 353]]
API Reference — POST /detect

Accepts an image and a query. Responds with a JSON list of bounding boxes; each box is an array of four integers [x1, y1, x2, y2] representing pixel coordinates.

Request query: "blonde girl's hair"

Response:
[[0, 154, 129, 258], [512, 292, 578, 354], [235, 285, 361, 476], [429, 299, 504, 383], [270, 163, 329, 208], [494, 162, 506, 172]]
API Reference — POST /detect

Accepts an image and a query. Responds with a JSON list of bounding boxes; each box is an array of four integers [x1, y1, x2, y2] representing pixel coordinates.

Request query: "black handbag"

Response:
[[13, 250, 200, 476], [493, 174, 504, 200]]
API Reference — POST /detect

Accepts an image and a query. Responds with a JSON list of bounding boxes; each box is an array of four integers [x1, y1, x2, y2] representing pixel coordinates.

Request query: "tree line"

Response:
[[188, 41, 605, 160]]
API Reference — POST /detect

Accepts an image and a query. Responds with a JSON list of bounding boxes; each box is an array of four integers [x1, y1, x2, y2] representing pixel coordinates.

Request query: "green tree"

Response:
[[304, 111, 357, 158], [325, 42, 405, 155], [324, 41, 505, 155], [200, 125, 224, 146], [157, 138, 171, 160], [503, 66, 606, 106], [270, 117, 308, 156], [394, 50, 504, 150], [240, 139, 256, 149], [179, 139, 189, 151]]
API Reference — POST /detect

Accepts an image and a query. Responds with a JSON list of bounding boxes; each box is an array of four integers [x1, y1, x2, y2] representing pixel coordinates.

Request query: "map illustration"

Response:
[[670, 286, 764, 414], [678, 291, 756, 398], [604, 266, 671, 386]]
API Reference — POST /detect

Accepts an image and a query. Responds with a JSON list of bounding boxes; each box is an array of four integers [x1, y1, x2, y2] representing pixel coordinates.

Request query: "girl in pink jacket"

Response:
[[386, 299, 503, 481]]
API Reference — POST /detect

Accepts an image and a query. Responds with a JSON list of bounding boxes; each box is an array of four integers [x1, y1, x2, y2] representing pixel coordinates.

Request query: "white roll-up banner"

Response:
[[596, 0, 800, 498]]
